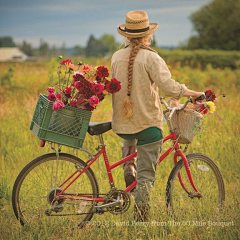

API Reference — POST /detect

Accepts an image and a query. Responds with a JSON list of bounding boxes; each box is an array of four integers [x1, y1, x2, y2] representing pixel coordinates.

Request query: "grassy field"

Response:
[[0, 60, 239, 240]]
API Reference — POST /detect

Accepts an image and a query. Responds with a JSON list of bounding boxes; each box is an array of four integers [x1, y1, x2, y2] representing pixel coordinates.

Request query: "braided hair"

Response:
[[123, 37, 143, 120]]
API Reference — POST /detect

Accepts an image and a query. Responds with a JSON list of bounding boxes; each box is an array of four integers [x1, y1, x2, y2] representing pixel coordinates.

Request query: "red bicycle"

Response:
[[12, 97, 225, 227]]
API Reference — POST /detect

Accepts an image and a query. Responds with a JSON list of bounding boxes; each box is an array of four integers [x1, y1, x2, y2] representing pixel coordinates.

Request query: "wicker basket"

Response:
[[30, 94, 92, 148], [164, 109, 203, 144]]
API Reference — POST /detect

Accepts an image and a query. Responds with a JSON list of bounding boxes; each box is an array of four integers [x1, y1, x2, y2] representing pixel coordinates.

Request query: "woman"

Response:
[[111, 10, 204, 221]]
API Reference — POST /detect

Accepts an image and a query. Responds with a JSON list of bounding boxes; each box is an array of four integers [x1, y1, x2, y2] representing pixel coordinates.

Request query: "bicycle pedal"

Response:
[[95, 208, 105, 215]]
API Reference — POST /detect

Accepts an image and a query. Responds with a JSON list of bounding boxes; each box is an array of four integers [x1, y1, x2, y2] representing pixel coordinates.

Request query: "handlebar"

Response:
[[160, 96, 192, 112], [160, 96, 198, 131]]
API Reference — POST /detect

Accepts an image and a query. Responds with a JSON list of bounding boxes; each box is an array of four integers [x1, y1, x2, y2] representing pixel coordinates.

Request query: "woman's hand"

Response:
[[183, 89, 205, 103]]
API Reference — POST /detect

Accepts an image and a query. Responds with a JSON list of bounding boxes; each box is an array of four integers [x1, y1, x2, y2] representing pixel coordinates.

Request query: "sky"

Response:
[[0, 0, 212, 48]]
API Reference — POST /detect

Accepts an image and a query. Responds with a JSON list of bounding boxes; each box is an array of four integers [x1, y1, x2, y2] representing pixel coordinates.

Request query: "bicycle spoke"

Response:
[[13, 153, 98, 228], [166, 153, 225, 220]]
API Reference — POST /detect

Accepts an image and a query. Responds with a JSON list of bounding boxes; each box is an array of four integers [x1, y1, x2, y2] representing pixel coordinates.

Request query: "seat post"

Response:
[[98, 134, 105, 146]]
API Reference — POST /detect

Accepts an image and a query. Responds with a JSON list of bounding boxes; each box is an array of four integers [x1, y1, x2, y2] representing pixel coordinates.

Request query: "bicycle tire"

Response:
[[166, 153, 225, 219], [12, 153, 99, 228]]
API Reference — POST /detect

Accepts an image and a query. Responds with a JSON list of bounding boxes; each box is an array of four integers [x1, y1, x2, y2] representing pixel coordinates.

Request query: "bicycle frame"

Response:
[[56, 129, 200, 203]]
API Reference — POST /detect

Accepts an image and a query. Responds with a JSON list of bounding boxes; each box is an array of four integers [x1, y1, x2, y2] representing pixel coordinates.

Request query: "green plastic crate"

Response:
[[30, 94, 92, 148]]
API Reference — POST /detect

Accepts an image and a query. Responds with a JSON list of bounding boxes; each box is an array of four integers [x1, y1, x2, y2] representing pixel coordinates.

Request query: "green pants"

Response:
[[134, 140, 162, 205], [118, 127, 163, 205]]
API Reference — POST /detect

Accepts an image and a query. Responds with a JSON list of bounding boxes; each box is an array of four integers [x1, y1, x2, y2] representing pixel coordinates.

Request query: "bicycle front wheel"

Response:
[[12, 153, 99, 228], [166, 153, 225, 219]]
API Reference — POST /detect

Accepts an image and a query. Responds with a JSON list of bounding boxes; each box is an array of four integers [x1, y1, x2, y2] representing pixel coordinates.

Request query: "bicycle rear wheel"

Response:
[[166, 153, 225, 219], [12, 153, 99, 228]]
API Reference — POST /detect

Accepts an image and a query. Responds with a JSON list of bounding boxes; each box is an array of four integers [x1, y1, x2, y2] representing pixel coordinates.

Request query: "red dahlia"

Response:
[[105, 78, 121, 94], [85, 103, 95, 111], [205, 90, 216, 102], [96, 66, 109, 79], [63, 87, 72, 95], [73, 72, 85, 82], [74, 79, 95, 99], [60, 59, 72, 65], [63, 87, 72, 98], [199, 104, 209, 115], [97, 93, 105, 102]]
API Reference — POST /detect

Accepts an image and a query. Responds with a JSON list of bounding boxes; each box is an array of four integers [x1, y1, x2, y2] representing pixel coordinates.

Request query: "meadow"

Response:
[[0, 58, 239, 240]]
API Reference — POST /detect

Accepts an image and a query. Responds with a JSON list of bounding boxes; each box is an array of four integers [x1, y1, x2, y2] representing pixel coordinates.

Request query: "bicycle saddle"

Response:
[[87, 121, 112, 135]]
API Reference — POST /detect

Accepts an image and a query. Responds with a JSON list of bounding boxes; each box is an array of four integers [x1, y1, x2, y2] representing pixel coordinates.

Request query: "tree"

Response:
[[85, 35, 103, 57], [187, 0, 240, 50], [99, 34, 118, 55], [61, 42, 67, 56], [20, 41, 34, 56], [39, 39, 49, 56], [0, 37, 16, 47], [73, 45, 85, 56], [151, 35, 157, 47], [50, 45, 59, 57]]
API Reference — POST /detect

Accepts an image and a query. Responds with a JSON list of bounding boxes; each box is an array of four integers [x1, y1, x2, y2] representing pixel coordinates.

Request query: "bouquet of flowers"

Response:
[[194, 90, 217, 114], [46, 57, 121, 111], [170, 89, 217, 115]]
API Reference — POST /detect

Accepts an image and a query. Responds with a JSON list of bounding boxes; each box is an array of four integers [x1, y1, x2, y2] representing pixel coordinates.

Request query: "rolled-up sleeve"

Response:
[[149, 55, 187, 100]]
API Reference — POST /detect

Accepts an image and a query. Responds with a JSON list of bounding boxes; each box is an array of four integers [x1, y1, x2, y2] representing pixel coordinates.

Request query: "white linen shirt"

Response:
[[111, 45, 187, 134]]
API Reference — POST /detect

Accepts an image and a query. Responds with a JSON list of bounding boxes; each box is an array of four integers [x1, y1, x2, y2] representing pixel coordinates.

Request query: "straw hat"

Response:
[[117, 10, 158, 38]]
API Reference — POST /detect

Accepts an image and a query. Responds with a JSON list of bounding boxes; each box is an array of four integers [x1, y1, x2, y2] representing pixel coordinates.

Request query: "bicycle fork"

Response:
[[174, 151, 203, 199]]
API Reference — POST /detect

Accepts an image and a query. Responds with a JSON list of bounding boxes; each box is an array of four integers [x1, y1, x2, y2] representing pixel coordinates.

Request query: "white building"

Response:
[[0, 47, 28, 62]]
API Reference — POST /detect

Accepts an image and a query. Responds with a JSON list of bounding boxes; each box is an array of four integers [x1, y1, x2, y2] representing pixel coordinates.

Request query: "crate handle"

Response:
[[40, 101, 44, 109], [60, 108, 76, 117]]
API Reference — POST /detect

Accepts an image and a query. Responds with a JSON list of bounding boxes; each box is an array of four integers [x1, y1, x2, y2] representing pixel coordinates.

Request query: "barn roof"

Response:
[[0, 47, 28, 62]]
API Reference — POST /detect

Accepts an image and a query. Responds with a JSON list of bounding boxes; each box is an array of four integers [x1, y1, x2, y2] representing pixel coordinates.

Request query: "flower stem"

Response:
[[67, 71, 71, 87], [58, 65, 61, 89]]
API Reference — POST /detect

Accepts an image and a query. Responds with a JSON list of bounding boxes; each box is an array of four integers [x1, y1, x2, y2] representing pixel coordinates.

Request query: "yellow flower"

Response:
[[59, 55, 63, 59], [206, 101, 216, 113]]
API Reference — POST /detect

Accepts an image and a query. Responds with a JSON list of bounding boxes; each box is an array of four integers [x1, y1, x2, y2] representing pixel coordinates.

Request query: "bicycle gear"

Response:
[[104, 189, 131, 214], [47, 188, 65, 205]]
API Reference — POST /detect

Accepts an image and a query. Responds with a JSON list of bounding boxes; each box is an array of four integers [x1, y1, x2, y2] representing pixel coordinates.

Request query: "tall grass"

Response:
[[0, 61, 239, 239]]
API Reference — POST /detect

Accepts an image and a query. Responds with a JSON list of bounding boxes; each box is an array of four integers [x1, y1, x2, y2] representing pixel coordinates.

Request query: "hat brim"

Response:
[[117, 23, 158, 38]]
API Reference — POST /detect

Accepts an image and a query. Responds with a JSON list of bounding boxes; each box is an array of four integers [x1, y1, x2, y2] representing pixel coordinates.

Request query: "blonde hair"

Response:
[[123, 34, 154, 120], [123, 37, 143, 120], [124, 34, 153, 47]]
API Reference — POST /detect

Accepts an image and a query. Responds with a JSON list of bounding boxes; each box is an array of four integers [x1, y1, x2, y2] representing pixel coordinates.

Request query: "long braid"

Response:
[[123, 38, 142, 120]]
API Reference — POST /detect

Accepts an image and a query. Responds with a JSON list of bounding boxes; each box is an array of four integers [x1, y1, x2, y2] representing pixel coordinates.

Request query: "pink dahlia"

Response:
[[52, 101, 65, 110], [47, 93, 56, 102], [56, 93, 62, 100], [93, 83, 104, 95], [70, 100, 77, 107], [46, 87, 55, 94], [89, 96, 99, 107]]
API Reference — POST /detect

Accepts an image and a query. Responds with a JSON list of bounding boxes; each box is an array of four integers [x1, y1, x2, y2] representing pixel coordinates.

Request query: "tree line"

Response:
[[0, 34, 121, 57], [0, 0, 239, 56]]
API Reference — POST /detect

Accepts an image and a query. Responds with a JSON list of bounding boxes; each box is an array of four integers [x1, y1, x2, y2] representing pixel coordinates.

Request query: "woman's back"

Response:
[[111, 45, 163, 134]]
